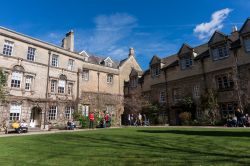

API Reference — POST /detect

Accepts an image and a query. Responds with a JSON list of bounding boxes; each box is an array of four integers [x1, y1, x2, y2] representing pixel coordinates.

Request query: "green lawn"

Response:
[[0, 127, 250, 166]]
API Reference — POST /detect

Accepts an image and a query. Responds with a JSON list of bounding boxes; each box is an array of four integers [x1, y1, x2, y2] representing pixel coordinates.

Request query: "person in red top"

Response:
[[105, 113, 110, 128], [89, 112, 95, 129]]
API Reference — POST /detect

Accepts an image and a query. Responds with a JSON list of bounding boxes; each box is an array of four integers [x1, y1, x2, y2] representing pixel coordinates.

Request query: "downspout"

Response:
[[76, 68, 80, 112], [164, 68, 170, 125], [44, 50, 51, 129]]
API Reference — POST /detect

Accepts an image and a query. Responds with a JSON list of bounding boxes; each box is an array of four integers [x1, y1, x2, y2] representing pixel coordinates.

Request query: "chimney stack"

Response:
[[61, 30, 74, 52], [129, 47, 135, 57], [232, 26, 238, 33]]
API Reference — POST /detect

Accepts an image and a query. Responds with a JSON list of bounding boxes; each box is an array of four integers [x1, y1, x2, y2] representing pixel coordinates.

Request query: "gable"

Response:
[[104, 57, 113, 63], [150, 55, 161, 65], [240, 18, 250, 35], [129, 68, 139, 77], [208, 31, 227, 45], [178, 43, 193, 55]]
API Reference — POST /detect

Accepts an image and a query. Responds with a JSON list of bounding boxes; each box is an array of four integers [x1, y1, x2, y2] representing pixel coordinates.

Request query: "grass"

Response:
[[0, 127, 250, 166]]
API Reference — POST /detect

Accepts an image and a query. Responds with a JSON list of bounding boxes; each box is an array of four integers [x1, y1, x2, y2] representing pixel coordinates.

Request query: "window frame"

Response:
[[9, 103, 21, 121], [51, 54, 59, 67], [65, 106, 74, 119], [216, 74, 234, 91], [159, 91, 166, 103], [27, 47, 36, 61], [11, 71, 23, 88], [107, 74, 113, 84], [50, 80, 57, 93], [68, 59, 74, 71], [58, 80, 66, 94], [25, 76, 33, 91], [212, 44, 229, 61], [82, 70, 89, 81], [3, 40, 14, 56], [48, 106, 57, 120]]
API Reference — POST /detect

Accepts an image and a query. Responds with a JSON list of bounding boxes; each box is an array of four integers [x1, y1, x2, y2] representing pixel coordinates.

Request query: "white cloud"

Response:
[[194, 8, 232, 40]]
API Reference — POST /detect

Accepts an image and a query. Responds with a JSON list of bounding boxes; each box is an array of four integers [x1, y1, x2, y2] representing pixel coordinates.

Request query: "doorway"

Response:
[[30, 106, 42, 128]]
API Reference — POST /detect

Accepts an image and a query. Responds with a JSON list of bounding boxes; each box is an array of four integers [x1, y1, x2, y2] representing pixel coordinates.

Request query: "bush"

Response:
[[179, 112, 192, 125]]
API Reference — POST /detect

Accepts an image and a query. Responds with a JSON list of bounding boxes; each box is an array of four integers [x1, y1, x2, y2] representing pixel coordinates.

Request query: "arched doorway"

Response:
[[30, 106, 42, 128]]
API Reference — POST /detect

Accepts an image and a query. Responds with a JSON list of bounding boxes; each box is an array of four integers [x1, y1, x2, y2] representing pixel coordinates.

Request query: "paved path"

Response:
[[0, 126, 249, 137]]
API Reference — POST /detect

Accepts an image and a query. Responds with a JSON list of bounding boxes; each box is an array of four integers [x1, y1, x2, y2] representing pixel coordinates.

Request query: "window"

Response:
[[67, 83, 73, 95], [9, 103, 21, 121], [180, 56, 193, 70], [212, 44, 229, 60], [82, 70, 89, 81], [106, 105, 114, 113], [173, 88, 181, 102], [65, 106, 74, 119], [68, 59, 74, 71], [82, 105, 89, 117], [216, 74, 234, 90], [130, 77, 138, 87], [107, 74, 113, 84], [48, 106, 57, 120], [151, 65, 160, 78], [105, 61, 112, 67], [11, 71, 22, 88], [51, 54, 59, 67], [27, 47, 36, 61], [25, 76, 33, 91], [244, 36, 250, 52], [193, 85, 200, 98], [3, 40, 14, 56], [51, 80, 57, 93], [221, 103, 237, 118], [58, 80, 65, 94], [159, 91, 166, 103]]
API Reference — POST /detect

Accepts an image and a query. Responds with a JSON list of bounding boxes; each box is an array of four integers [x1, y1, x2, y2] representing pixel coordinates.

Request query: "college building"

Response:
[[124, 18, 250, 125], [0, 27, 141, 129]]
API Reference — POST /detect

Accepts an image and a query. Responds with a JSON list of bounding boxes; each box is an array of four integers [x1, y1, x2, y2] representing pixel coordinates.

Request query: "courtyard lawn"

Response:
[[0, 128, 250, 166]]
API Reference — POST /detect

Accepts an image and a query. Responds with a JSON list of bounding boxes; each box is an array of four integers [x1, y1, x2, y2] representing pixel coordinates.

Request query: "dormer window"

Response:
[[180, 56, 193, 70], [104, 57, 113, 68], [244, 36, 250, 52], [130, 77, 138, 87], [151, 65, 160, 78], [212, 44, 229, 60]]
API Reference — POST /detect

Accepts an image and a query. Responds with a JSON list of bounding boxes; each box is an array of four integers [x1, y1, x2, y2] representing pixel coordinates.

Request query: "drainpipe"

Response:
[[44, 50, 51, 129], [76, 68, 80, 111]]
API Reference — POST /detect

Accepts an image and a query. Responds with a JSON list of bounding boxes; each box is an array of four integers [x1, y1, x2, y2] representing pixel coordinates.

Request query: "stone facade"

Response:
[[0, 27, 141, 129], [125, 18, 250, 125]]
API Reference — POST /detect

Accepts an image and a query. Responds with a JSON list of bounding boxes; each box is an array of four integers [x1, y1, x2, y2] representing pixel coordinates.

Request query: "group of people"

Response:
[[227, 108, 250, 127], [89, 111, 112, 129], [67, 119, 76, 130], [10, 119, 28, 133], [127, 113, 149, 126]]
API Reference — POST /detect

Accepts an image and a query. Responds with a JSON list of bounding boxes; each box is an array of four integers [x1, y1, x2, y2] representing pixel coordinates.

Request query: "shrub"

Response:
[[179, 112, 192, 125]]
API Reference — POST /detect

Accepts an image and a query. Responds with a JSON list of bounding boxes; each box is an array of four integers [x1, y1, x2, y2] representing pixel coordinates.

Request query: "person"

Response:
[[128, 114, 131, 126], [105, 113, 111, 127], [89, 112, 95, 129], [235, 108, 244, 127], [138, 113, 142, 126], [20, 120, 28, 132], [12, 120, 21, 133]]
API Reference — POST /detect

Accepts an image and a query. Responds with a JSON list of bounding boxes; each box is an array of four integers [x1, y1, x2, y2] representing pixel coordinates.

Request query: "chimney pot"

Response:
[[129, 47, 135, 57]]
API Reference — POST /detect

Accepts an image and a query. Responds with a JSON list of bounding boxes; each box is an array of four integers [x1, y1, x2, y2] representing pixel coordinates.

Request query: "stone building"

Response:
[[0, 27, 141, 129], [124, 18, 250, 125]]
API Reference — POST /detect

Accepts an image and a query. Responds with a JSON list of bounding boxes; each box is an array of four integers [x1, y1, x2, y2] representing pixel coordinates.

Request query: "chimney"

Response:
[[232, 26, 238, 33], [129, 47, 135, 57], [61, 30, 74, 52]]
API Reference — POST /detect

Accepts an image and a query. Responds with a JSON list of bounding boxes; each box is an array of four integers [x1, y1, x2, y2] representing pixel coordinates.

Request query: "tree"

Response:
[[200, 89, 219, 125], [0, 69, 7, 104]]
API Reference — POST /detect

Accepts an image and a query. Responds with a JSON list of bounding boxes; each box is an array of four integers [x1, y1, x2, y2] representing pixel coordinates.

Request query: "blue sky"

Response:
[[0, 0, 249, 70]]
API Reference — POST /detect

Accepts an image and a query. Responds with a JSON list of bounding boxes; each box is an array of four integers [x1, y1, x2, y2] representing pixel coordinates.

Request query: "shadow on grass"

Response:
[[138, 129, 250, 137]]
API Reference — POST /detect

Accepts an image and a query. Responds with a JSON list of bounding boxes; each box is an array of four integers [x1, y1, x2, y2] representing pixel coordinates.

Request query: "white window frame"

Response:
[[9, 103, 21, 121], [82, 105, 89, 117], [25, 76, 33, 91], [82, 70, 89, 81], [51, 80, 57, 93], [3, 40, 14, 56], [68, 59, 74, 71], [159, 91, 166, 103], [212, 44, 229, 60], [58, 80, 66, 94], [11, 71, 23, 88], [67, 83, 73, 95], [193, 85, 200, 98], [107, 74, 113, 84], [27, 47, 36, 61], [65, 106, 74, 119], [51, 54, 59, 67], [48, 106, 57, 120]]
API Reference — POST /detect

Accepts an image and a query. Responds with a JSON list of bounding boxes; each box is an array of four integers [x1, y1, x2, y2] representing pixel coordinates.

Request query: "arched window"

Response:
[[11, 65, 25, 88], [58, 74, 67, 94]]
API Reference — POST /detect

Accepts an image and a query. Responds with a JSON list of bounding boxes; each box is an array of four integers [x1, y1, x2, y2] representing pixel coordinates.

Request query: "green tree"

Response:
[[200, 89, 219, 125], [0, 69, 7, 104]]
